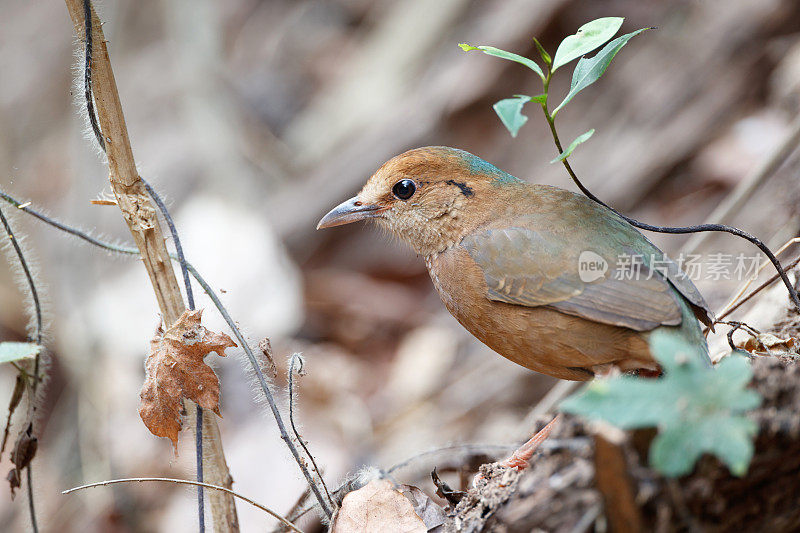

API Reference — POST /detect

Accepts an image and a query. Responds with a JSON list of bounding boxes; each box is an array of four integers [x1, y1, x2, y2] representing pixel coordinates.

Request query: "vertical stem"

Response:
[[196, 405, 205, 532], [26, 467, 38, 533], [63, 3, 239, 530], [0, 207, 41, 533]]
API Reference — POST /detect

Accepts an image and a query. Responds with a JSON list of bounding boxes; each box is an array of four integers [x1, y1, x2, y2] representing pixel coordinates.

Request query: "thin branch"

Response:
[[717, 320, 760, 352], [141, 178, 195, 310], [715, 254, 800, 323], [0, 207, 41, 533], [288, 354, 335, 514], [62, 477, 303, 533], [0, 208, 42, 344], [26, 468, 37, 533], [182, 263, 333, 519], [194, 403, 205, 531], [0, 191, 333, 517], [715, 238, 800, 321], [539, 69, 800, 314]]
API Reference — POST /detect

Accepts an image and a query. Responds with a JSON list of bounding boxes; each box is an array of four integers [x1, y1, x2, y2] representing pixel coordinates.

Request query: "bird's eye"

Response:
[[392, 179, 416, 200]]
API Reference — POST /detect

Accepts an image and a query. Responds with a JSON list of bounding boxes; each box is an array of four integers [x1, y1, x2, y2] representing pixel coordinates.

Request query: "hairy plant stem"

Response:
[[0, 207, 40, 533], [288, 355, 335, 513], [538, 67, 800, 316]]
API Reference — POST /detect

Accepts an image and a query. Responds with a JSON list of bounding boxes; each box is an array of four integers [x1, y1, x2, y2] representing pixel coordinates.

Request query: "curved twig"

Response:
[[0, 207, 41, 533], [62, 477, 303, 533], [288, 354, 335, 514]]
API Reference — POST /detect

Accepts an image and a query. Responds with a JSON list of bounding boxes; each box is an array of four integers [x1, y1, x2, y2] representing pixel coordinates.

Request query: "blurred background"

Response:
[[1, 0, 800, 530]]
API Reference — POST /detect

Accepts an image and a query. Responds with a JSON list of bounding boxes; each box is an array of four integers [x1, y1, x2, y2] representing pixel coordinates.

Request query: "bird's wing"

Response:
[[461, 226, 686, 332]]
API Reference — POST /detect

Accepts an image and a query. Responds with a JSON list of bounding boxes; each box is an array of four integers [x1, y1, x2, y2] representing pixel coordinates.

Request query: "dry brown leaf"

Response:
[[1, 374, 25, 458], [332, 479, 426, 533], [138, 309, 236, 449], [7, 424, 37, 497], [739, 333, 797, 356]]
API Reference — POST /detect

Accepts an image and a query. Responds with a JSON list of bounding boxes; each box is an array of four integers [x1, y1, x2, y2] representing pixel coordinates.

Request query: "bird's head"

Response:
[[317, 146, 521, 256]]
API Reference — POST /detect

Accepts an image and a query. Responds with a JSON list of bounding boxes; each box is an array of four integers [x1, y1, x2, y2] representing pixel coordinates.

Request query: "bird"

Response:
[[317, 146, 713, 382]]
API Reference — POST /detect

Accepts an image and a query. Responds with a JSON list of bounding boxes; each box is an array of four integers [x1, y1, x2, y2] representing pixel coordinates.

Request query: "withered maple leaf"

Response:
[[139, 309, 236, 449]]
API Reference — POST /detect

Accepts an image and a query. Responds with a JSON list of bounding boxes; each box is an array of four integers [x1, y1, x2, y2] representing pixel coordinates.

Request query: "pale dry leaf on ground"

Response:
[[138, 309, 236, 449], [399, 484, 447, 531], [332, 479, 427, 533]]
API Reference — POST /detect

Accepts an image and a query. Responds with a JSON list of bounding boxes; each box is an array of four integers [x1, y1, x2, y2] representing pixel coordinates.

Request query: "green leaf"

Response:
[[552, 17, 624, 71], [532, 37, 552, 66], [459, 43, 545, 80], [493, 96, 532, 137], [560, 331, 762, 477], [0, 342, 42, 364], [530, 94, 548, 104], [551, 129, 595, 162], [552, 28, 650, 115], [650, 415, 757, 477]]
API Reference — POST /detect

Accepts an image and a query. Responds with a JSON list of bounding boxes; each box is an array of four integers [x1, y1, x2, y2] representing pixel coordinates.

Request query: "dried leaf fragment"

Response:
[[1, 374, 26, 457], [431, 468, 466, 505], [399, 484, 446, 530], [7, 424, 37, 496], [138, 309, 236, 449], [332, 479, 426, 533], [739, 333, 797, 356]]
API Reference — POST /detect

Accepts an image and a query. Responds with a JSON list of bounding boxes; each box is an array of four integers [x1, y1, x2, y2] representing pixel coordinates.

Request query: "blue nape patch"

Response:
[[458, 150, 520, 185]]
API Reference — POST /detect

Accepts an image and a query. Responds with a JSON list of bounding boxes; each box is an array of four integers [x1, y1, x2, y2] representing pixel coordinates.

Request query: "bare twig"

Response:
[[714, 238, 800, 322], [62, 478, 303, 533], [0, 207, 41, 533], [714, 254, 800, 324], [0, 209, 42, 345], [717, 320, 761, 352], [288, 354, 335, 514]]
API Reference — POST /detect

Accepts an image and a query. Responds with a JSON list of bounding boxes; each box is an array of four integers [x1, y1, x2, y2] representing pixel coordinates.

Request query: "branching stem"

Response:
[[539, 67, 800, 316]]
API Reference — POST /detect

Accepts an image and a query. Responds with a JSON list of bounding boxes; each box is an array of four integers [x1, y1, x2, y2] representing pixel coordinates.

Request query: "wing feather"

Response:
[[462, 226, 685, 332]]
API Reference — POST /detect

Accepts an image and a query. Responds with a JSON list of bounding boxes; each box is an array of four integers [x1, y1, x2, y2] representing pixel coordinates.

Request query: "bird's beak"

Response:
[[316, 196, 386, 229]]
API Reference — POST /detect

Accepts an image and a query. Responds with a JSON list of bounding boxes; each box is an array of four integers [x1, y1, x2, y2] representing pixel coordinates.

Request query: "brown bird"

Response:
[[317, 146, 712, 382]]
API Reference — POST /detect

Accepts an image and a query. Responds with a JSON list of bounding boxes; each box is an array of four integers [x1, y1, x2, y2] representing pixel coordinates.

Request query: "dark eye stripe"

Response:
[[392, 179, 416, 200]]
